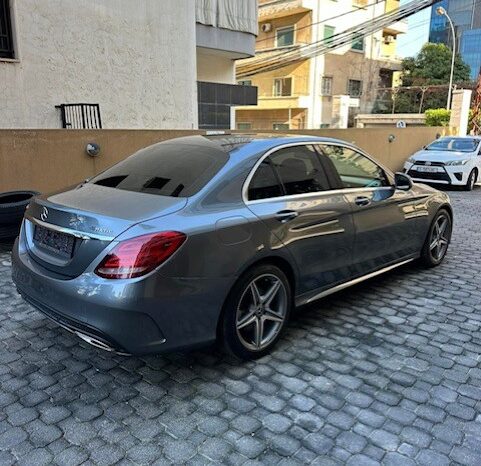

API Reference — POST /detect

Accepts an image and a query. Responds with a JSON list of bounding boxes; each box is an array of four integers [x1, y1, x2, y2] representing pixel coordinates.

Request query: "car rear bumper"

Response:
[[11, 237, 233, 355]]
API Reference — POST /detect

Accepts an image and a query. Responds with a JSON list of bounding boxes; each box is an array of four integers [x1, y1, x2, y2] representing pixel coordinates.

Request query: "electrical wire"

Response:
[[237, 0, 439, 78], [255, 0, 387, 46]]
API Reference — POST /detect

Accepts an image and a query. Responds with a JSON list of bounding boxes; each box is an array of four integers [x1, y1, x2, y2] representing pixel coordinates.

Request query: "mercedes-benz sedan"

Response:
[[12, 135, 452, 359]]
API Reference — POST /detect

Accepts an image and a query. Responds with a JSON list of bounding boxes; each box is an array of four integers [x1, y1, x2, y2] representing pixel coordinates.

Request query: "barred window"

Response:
[[0, 0, 14, 59]]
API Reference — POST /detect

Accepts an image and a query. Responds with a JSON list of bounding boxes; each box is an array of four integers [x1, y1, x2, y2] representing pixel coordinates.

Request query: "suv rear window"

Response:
[[89, 142, 228, 197]]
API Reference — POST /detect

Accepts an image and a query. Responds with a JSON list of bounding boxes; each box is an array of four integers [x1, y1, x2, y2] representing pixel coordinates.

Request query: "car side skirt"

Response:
[[296, 257, 417, 307]]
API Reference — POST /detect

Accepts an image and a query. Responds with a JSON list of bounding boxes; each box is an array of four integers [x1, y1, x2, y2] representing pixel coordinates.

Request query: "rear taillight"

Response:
[[95, 231, 186, 279]]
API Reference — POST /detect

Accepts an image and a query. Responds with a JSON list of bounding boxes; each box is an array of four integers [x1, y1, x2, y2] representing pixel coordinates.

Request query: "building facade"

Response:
[[0, 0, 257, 129], [429, 0, 481, 80], [236, 0, 406, 130]]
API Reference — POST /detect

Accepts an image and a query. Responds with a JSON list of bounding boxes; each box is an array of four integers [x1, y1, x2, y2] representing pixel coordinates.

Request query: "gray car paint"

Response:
[[12, 135, 452, 355]]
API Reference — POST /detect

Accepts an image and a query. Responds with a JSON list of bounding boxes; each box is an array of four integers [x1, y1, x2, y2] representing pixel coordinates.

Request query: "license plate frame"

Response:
[[415, 166, 444, 173], [33, 225, 75, 258]]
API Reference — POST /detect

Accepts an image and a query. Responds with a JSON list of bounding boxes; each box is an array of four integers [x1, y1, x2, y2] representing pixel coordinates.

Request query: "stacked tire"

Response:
[[0, 191, 39, 240]]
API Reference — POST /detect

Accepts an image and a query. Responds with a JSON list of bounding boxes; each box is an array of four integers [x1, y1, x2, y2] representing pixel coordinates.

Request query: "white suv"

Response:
[[403, 136, 481, 191]]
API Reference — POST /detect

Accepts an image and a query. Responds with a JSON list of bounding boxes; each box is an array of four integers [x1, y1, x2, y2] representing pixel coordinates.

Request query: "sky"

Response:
[[397, 1, 432, 58]]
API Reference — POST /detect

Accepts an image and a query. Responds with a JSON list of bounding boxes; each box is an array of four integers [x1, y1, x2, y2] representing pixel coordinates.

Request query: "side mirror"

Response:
[[395, 172, 413, 191]]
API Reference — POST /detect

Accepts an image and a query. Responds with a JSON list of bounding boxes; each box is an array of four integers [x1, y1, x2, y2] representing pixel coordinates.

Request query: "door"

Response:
[[245, 144, 355, 295], [319, 144, 421, 276]]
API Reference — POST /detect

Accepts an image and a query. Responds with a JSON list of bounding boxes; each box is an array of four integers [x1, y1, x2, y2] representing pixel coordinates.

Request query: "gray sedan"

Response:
[[12, 135, 452, 359]]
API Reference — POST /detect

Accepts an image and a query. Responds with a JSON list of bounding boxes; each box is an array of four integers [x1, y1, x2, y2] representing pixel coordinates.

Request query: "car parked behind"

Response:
[[403, 136, 481, 190]]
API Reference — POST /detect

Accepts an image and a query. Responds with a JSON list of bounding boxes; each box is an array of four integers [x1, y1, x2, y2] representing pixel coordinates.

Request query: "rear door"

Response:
[[245, 143, 355, 295], [319, 143, 420, 276]]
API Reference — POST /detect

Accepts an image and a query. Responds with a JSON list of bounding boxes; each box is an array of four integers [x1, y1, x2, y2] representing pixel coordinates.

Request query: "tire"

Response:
[[221, 264, 292, 360], [465, 169, 477, 191], [420, 209, 452, 268], [0, 223, 21, 240], [0, 191, 39, 225]]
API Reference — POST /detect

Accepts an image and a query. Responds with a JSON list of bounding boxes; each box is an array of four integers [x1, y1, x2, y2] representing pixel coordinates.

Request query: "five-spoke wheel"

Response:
[[222, 265, 291, 359], [421, 209, 452, 267]]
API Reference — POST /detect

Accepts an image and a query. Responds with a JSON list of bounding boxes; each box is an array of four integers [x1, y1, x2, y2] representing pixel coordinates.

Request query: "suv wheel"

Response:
[[221, 264, 291, 360]]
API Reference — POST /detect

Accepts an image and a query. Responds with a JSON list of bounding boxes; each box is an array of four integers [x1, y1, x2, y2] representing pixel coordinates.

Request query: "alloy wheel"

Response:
[[235, 274, 287, 351], [429, 214, 450, 262]]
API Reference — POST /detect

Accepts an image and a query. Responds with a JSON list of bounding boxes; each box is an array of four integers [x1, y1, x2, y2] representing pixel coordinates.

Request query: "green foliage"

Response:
[[373, 43, 472, 114], [401, 43, 471, 87], [425, 108, 451, 127]]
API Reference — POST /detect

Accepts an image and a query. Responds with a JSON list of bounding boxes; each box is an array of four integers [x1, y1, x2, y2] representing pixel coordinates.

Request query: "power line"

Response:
[[255, 0, 387, 46], [237, 0, 439, 78]]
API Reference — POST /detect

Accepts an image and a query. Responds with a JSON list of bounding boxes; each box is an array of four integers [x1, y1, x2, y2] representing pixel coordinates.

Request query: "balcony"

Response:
[[259, 0, 312, 20], [195, 0, 258, 58], [383, 20, 408, 36]]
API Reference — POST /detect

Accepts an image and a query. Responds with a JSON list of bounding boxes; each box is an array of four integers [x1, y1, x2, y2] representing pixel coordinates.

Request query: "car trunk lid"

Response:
[[24, 184, 187, 278]]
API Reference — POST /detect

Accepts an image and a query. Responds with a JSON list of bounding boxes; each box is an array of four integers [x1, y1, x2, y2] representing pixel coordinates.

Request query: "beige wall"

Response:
[[237, 109, 307, 130], [258, 12, 312, 50], [0, 128, 443, 193]]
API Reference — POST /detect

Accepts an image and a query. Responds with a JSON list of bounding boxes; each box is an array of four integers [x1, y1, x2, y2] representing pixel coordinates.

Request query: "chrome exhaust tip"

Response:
[[74, 331, 130, 356]]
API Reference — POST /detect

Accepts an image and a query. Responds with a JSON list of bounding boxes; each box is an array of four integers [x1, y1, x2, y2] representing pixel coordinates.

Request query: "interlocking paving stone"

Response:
[[1, 189, 481, 463]]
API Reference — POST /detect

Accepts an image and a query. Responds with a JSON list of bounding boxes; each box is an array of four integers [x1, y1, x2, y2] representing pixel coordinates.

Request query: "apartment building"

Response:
[[0, 0, 258, 129], [236, 0, 406, 130]]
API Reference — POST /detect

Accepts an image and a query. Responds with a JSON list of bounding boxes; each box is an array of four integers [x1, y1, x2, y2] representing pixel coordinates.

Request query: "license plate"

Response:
[[415, 166, 443, 173], [34, 225, 75, 258]]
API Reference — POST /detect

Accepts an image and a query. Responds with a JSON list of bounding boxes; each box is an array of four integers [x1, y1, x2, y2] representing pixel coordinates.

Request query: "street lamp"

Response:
[[436, 6, 456, 110]]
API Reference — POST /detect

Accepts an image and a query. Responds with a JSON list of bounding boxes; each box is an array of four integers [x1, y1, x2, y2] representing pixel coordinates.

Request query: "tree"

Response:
[[401, 43, 471, 87], [373, 43, 472, 114]]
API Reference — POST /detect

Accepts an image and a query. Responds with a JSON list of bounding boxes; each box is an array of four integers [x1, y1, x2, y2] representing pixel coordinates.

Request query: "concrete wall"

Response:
[[1, 0, 197, 129], [197, 49, 235, 84], [0, 127, 443, 194]]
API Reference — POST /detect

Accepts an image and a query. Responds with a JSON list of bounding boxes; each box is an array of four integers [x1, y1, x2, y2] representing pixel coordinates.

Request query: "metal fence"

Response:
[[56, 104, 102, 129]]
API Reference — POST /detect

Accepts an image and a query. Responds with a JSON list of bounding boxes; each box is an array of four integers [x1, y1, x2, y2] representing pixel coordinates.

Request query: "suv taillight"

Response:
[[95, 231, 186, 279]]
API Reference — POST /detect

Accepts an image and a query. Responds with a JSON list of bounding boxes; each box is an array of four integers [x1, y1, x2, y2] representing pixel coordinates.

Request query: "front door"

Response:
[[245, 144, 355, 295], [319, 144, 421, 276]]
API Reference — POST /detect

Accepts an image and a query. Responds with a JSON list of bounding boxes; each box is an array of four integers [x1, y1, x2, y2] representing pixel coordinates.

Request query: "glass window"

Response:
[[0, 0, 14, 59], [321, 145, 389, 188], [351, 35, 364, 51], [321, 76, 333, 96], [347, 79, 362, 97], [273, 123, 289, 130], [426, 137, 480, 153], [238, 80, 252, 86], [270, 145, 330, 195], [273, 77, 292, 96], [237, 122, 252, 130], [90, 141, 228, 197], [324, 25, 335, 44], [276, 26, 295, 47], [248, 160, 283, 201]]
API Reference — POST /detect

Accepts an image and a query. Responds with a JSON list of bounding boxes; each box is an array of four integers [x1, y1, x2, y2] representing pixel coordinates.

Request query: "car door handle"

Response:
[[275, 210, 299, 223], [355, 196, 371, 207]]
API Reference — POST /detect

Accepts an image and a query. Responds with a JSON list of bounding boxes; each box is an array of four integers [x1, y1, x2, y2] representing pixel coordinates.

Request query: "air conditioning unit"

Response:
[[384, 35, 395, 44], [261, 23, 272, 33]]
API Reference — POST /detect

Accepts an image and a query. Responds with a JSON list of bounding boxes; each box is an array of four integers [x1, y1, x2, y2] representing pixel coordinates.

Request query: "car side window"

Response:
[[269, 145, 330, 196], [320, 145, 389, 189], [248, 160, 283, 201]]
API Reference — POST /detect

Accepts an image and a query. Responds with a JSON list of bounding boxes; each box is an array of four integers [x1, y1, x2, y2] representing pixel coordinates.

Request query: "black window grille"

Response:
[[57, 104, 102, 129], [0, 0, 14, 59]]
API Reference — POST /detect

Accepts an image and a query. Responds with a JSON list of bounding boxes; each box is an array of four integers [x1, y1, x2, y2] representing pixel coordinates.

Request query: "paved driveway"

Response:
[[1, 189, 481, 466]]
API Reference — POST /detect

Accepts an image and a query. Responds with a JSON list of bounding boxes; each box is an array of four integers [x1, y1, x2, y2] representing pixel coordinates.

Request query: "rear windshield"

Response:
[[426, 137, 480, 153], [89, 142, 228, 197]]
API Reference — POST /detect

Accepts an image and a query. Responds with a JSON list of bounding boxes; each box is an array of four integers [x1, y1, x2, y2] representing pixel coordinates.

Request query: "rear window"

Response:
[[89, 142, 228, 197]]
